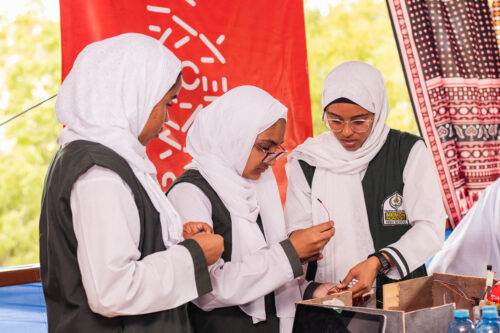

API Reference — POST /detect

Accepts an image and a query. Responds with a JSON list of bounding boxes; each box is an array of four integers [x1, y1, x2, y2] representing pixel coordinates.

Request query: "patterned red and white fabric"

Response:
[[387, 0, 500, 227], [59, 0, 313, 200], [492, 0, 500, 49]]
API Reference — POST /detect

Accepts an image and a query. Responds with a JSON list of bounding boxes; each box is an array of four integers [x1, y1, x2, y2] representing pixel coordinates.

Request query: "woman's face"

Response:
[[138, 74, 183, 146], [242, 118, 286, 180], [324, 102, 374, 151]]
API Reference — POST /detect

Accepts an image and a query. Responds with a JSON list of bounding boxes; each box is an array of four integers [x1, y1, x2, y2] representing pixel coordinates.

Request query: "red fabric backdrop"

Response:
[[59, 0, 313, 200]]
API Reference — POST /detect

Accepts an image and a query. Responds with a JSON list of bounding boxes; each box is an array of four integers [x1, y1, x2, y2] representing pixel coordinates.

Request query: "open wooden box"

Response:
[[298, 273, 496, 332], [384, 272, 499, 322]]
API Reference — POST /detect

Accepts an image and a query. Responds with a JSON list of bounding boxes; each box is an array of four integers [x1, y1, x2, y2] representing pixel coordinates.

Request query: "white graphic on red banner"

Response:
[[60, 0, 313, 199], [145, 2, 229, 188]]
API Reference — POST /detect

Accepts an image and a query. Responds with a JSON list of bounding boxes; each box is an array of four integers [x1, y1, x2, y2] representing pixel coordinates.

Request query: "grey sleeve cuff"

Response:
[[279, 239, 304, 278], [303, 282, 322, 300], [179, 239, 212, 296]]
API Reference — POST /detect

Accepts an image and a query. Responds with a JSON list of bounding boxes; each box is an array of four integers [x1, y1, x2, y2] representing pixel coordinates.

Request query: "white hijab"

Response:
[[287, 61, 391, 283], [186, 86, 301, 328], [55, 33, 183, 247]]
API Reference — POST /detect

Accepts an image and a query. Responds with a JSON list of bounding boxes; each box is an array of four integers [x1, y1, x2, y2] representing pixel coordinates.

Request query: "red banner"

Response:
[[60, 0, 312, 200]]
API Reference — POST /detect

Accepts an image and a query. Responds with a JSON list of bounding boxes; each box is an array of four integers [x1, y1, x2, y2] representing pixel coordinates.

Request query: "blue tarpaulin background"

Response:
[[0, 283, 47, 332]]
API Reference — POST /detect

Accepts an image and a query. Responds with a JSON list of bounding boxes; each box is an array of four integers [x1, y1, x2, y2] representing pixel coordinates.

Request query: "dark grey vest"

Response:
[[39, 140, 191, 333], [167, 170, 279, 333], [299, 129, 427, 307]]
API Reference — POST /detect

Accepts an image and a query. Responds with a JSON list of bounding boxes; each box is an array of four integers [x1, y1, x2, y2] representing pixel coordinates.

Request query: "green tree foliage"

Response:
[[304, 0, 419, 135], [0, 0, 419, 266], [0, 5, 60, 266]]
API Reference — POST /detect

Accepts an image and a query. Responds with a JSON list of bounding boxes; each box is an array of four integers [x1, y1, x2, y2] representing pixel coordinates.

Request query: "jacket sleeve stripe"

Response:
[[380, 248, 406, 278]]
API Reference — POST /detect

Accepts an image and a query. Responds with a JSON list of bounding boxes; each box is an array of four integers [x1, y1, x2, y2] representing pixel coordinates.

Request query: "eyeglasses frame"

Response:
[[325, 117, 374, 133], [254, 144, 287, 163]]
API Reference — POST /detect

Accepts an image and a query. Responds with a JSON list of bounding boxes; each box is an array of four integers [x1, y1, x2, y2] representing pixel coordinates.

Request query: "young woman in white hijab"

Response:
[[428, 177, 500, 277], [39, 33, 223, 333], [167, 86, 335, 333], [285, 61, 446, 308]]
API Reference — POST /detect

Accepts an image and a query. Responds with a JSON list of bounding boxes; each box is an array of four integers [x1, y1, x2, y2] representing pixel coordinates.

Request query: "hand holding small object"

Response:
[[327, 280, 356, 295], [289, 221, 335, 260], [326, 279, 373, 306], [339, 257, 380, 298]]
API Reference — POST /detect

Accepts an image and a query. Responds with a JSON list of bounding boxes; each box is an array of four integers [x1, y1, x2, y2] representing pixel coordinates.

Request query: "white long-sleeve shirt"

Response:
[[428, 178, 500, 277], [70, 165, 208, 317], [285, 141, 446, 280], [167, 183, 308, 311]]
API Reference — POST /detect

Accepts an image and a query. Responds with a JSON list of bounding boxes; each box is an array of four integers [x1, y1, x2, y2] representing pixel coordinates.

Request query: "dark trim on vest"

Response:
[[179, 239, 212, 296], [302, 282, 321, 301], [305, 261, 318, 282], [279, 239, 303, 278], [297, 160, 318, 282], [298, 160, 316, 188], [256, 215, 266, 241]]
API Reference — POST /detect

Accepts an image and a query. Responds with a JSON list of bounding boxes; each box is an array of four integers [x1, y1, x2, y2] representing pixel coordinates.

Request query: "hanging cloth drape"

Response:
[[493, 0, 500, 49], [386, 0, 500, 227]]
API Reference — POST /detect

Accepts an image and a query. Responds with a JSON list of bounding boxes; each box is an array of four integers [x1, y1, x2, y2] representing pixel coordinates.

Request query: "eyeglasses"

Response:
[[254, 144, 287, 163], [325, 117, 373, 133]]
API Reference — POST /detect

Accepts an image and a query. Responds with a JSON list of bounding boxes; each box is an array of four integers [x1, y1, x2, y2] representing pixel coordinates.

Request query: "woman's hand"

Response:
[[191, 233, 224, 265], [183, 222, 214, 239], [289, 221, 335, 260], [338, 256, 380, 298], [185, 222, 222, 265]]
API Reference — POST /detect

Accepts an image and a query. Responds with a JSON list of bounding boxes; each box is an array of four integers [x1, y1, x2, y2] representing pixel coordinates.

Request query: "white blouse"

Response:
[[167, 182, 309, 311], [70, 165, 201, 317], [285, 141, 446, 280], [428, 178, 500, 277]]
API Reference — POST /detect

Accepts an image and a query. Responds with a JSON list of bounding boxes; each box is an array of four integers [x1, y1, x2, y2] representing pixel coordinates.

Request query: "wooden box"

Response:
[[298, 273, 495, 332], [384, 272, 498, 322], [300, 295, 453, 333]]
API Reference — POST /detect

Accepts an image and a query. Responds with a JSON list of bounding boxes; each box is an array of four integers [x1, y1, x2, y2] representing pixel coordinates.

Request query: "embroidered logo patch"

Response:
[[382, 192, 409, 226]]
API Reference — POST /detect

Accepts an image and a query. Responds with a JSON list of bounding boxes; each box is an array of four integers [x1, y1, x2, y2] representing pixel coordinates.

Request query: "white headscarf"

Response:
[[287, 61, 391, 283], [186, 85, 301, 328], [55, 33, 183, 247]]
